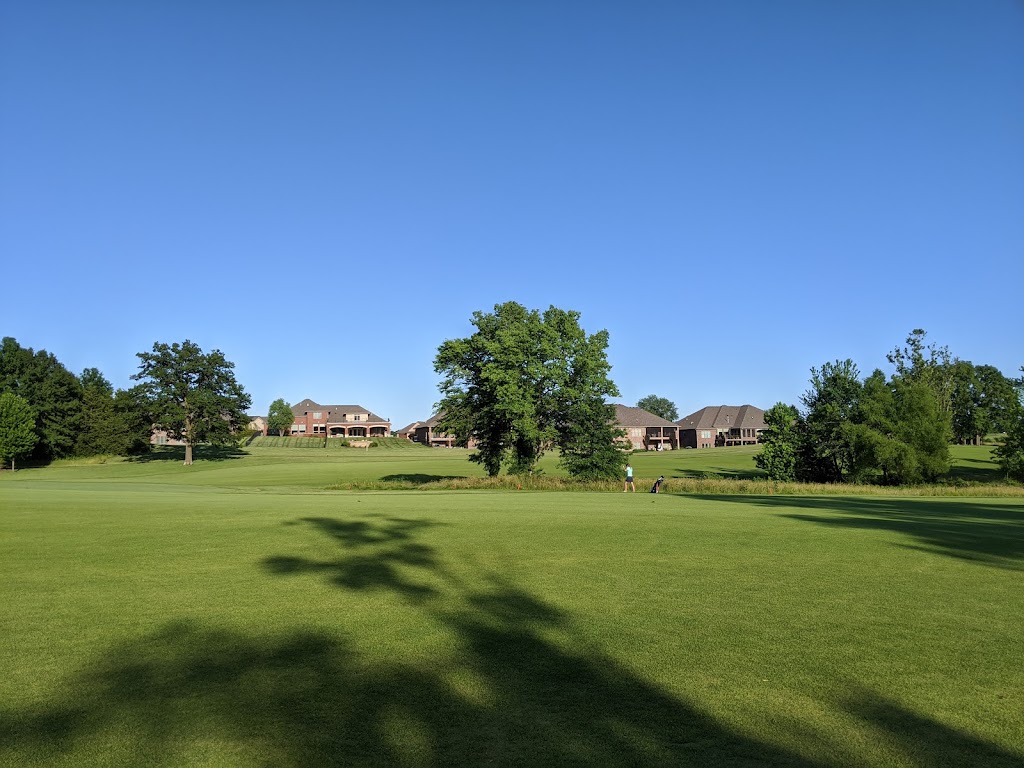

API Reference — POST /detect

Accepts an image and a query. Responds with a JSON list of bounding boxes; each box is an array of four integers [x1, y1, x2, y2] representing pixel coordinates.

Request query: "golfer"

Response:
[[624, 463, 635, 492]]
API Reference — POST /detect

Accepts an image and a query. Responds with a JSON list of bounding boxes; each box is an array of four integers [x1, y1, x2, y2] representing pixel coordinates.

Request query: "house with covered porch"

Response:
[[613, 404, 679, 450], [289, 399, 391, 439], [676, 405, 766, 449]]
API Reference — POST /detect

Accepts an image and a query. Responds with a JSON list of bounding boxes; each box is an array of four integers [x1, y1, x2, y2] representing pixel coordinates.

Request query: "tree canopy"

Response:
[[434, 302, 625, 478], [637, 395, 678, 422], [0, 337, 82, 460], [132, 340, 252, 465]]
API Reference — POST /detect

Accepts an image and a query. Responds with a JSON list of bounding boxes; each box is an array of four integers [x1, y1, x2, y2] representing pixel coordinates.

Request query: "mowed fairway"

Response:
[[1, 448, 1022, 766]]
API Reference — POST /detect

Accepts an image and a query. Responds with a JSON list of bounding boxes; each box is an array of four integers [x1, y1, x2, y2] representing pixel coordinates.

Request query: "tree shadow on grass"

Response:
[[672, 467, 765, 480], [948, 457, 1004, 484], [701, 495, 1024, 569], [127, 445, 247, 463], [6, 513, 1022, 766], [380, 474, 468, 484]]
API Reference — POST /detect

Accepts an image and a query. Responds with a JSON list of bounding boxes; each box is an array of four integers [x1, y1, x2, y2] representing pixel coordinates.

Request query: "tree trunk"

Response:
[[184, 442, 193, 465]]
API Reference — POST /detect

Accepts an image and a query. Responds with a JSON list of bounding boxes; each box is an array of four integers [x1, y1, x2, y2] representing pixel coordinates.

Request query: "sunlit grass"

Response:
[[1, 451, 1022, 766]]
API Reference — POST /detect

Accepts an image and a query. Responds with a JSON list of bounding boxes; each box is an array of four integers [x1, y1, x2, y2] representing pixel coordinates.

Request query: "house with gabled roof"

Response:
[[676, 405, 766, 449], [289, 399, 391, 439], [409, 412, 478, 448], [395, 421, 422, 440], [613, 404, 679, 451]]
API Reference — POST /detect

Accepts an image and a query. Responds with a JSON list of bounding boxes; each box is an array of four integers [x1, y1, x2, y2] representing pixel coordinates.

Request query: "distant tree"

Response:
[[434, 302, 622, 478], [853, 371, 951, 484], [132, 340, 252, 465], [796, 359, 863, 483], [994, 367, 1024, 482], [754, 402, 799, 481], [0, 392, 37, 470], [0, 337, 82, 460], [267, 399, 294, 437], [76, 368, 151, 457], [887, 329, 956, 415], [949, 362, 1019, 444], [636, 395, 678, 422]]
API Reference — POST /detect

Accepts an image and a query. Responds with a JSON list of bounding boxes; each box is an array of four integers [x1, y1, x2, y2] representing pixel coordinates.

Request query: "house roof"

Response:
[[676, 405, 766, 430], [613, 404, 679, 428], [290, 399, 389, 423], [420, 412, 447, 428], [396, 422, 421, 434]]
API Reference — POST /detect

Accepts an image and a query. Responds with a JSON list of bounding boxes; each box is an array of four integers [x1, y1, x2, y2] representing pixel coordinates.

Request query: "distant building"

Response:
[[412, 412, 477, 448], [613, 404, 679, 451], [676, 405, 766, 449], [289, 399, 391, 439]]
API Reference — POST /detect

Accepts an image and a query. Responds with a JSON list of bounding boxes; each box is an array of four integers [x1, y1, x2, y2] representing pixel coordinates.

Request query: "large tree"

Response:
[[636, 395, 678, 422], [434, 302, 624, 478], [267, 398, 294, 437], [132, 340, 252, 465], [0, 391, 37, 470], [0, 337, 82, 460]]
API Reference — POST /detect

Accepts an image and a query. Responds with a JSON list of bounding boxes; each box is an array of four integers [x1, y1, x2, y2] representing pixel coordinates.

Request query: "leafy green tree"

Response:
[[796, 359, 863, 483], [267, 399, 294, 437], [132, 340, 252, 465], [75, 368, 151, 456], [754, 402, 800, 481], [854, 371, 951, 484], [994, 367, 1024, 482], [887, 329, 956, 415], [636, 395, 678, 422], [434, 302, 622, 478], [0, 391, 37, 470], [0, 337, 82, 460], [949, 362, 1019, 444]]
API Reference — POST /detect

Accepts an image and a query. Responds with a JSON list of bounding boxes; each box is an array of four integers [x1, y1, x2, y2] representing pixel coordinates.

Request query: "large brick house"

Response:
[[289, 399, 391, 439], [676, 405, 766, 449], [613, 404, 679, 450]]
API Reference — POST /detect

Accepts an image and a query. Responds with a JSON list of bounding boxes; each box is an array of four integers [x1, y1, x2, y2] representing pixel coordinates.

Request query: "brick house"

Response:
[[613, 404, 679, 450], [395, 422, 421, 440], [289, 399, 391, 439], [676, 405, 766, 449], [412, 412, 478, 448]]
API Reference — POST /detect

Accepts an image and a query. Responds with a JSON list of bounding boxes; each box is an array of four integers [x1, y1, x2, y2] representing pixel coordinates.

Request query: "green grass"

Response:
[[1, 447, 1022, 766]]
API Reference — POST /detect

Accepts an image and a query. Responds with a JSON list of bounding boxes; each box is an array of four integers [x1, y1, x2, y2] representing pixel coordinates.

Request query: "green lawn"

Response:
[[1, 447, 1022, 766]]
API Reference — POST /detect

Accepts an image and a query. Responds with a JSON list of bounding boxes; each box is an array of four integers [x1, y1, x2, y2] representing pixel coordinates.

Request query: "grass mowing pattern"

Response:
[[1, 447, 1022, 766]]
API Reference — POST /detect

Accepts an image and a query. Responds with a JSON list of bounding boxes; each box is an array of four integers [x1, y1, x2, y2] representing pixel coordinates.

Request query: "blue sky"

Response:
[[2, 1, 1022, 428]]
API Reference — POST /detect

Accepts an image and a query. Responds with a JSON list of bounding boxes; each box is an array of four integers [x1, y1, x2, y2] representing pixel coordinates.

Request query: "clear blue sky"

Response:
[[2, 1, 1022, 428]]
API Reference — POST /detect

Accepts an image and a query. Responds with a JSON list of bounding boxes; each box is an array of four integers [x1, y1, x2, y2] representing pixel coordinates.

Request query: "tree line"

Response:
[[755, 330, 1024, 484], [0, 338, 250, 469], [2, 319, 1022, 483]]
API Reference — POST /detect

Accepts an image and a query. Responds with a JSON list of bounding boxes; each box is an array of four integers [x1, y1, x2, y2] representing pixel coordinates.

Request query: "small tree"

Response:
[[267, 399, 294, 437], [0, 392, 37, 470], [132, 340, 252, 465], [754, 402, 799, 481], [636, 395, 678, 422]]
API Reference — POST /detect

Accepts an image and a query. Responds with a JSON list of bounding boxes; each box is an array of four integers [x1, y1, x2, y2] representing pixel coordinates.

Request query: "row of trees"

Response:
[[756, 330, 1024, 484], [3, 321, 1023, 484], [0, 337, 251, 469]]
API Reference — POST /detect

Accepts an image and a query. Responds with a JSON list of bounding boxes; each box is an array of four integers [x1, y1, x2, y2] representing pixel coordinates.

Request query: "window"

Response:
[[297, 424, 306, 433], [700, 430, 711, 439], [354, 414, 361, 421], [313, 411, 322, 419]]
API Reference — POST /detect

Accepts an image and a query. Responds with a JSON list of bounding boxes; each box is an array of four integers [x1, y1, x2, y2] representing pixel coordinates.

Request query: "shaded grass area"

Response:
[[1, 487, 1022, 766]]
